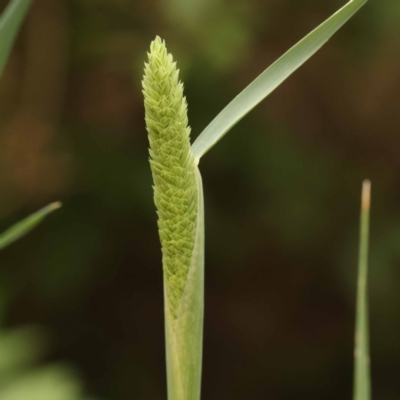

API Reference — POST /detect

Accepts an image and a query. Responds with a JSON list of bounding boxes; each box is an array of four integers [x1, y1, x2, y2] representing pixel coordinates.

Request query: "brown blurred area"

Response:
[[1, 0, 400, 399]]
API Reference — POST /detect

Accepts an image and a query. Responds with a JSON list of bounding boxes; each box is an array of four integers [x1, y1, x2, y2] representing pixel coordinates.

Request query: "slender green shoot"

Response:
[[0, 0, 32, 77], [0, 202, 61, 251], [143, 2, 367, 400], [143, 37, 203, 400], [353, 180, 372, 400]]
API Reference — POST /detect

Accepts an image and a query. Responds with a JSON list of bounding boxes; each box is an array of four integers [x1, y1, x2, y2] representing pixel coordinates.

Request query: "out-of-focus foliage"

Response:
[[0, 1, 98, 398], [0, 221, 95, 400], [0, 0, 31, 76], [0, 0, 400, 399], [0, 326, 96, 400], [0, 208, 96, 400], [0, 203, 60, 251]]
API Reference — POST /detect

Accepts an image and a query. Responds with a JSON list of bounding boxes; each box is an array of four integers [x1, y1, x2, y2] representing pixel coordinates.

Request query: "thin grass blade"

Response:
[[0, 0, 32, 77], [353, 180, 372, 400], [191, 0, 367, 161], [0, 202, 61, 251], [164, 166, 204, 400]]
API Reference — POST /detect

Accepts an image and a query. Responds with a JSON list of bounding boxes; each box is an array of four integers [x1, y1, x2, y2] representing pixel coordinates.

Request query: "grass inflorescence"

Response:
[[143, 37, 198, 320]]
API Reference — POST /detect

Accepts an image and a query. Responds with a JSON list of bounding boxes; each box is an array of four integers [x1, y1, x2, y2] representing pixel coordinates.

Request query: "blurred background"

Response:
[[0, 0, 399, 398]]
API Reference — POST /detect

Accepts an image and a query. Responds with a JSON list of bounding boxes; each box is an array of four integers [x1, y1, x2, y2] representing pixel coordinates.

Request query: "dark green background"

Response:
[[0, 0, 399, 398]]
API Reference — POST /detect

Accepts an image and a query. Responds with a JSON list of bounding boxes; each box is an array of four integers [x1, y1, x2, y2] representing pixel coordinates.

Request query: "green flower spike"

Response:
[[143, 36, 198, 318], [143, 36, 204, 400]]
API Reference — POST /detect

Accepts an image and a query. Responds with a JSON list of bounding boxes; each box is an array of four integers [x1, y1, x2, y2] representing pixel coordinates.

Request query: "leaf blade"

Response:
[[191, 0, 367, 161], [0, 202, 61, 251], [0, 0, 32, 77], [353, 180, 372, 400]]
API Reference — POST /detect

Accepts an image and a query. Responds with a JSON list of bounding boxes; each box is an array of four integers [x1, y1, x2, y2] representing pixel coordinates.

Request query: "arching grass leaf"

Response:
[[0, 0, 32, 76], [191, 0, 367, 161]]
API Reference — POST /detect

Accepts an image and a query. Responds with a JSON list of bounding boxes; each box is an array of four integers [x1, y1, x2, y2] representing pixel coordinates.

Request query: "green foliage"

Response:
[[0, 0, 32, 76], [0, 2, 99, 399], [0, 205, 97, 400], [0, 203, 61, 251], [0, 205, 96, 400], [0, 327, 93, 400], [191, 0, 368, 160], [353, 181, 372, 400], [144, 1, 368, 400], [0, 327, 47, 380], [0, 365, 85, 400]]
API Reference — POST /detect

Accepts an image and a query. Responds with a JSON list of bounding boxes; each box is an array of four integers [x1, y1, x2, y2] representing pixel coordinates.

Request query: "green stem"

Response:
[[353, 180, 372, 400]]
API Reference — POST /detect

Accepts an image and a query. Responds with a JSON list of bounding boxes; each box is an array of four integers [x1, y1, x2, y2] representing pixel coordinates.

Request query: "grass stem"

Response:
[[353, 179, 372, 400]]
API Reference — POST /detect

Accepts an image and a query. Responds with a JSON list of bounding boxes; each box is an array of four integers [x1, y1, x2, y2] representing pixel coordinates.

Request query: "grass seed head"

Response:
[[142, 36, 198, 319]]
